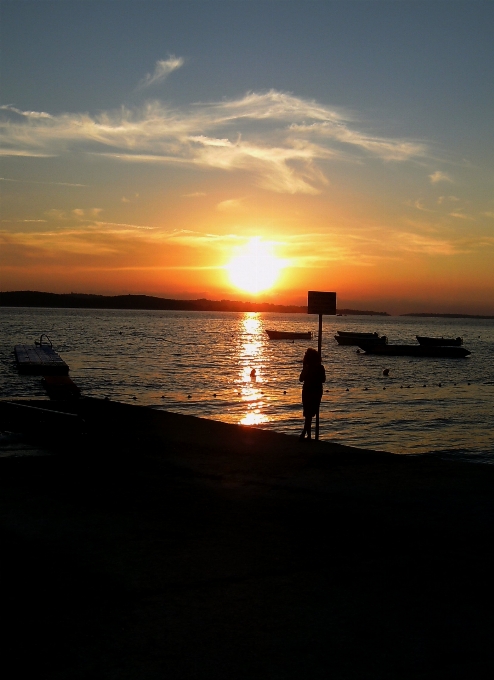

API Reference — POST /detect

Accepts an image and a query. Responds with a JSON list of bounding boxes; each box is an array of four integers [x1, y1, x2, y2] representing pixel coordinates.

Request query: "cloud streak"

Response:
[[429, 170, 453, 184], [137, 56, 184, 89], [1, 91, 429, 194]]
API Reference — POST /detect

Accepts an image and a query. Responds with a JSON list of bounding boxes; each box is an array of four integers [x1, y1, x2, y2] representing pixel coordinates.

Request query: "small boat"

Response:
[[14, 334, 70, 375], [336, 331, 382, 337], [416, 336, 463, 346], [357, 342, 470, 358], [265, 330, 312, 340], [335, 332, 387, 346]]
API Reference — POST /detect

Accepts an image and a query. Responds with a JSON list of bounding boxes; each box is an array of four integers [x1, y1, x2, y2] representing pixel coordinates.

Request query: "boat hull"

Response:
[[266, 330, 312, 340], [357, 343, 470, 358], [336, 331, 381, 337], [416, 336, 463, 346], [335, 334, 387, 346]]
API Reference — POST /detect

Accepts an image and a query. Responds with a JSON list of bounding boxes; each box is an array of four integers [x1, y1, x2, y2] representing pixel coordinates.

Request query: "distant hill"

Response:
[[402, 312, 494, 320], [0, 290, 389, 316]]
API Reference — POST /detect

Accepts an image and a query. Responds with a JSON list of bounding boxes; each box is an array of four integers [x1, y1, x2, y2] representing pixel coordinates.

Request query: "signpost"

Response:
[[307, 291, 337, 439]]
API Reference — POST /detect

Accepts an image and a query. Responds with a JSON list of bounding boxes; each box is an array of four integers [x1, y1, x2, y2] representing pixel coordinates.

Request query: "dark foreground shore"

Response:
[[1, 398, 494, 679]]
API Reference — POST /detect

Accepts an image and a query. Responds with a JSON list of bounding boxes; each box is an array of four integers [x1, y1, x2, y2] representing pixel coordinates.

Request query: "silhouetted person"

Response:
[[299, 347, 326, 441]]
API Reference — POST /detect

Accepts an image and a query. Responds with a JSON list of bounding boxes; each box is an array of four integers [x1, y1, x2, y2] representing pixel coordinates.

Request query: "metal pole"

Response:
[[316, 313, 323, 440], [317, 313, 323, 358]]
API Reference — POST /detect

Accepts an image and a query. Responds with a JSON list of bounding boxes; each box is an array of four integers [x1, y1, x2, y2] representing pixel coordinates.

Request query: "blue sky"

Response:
[[1, 0, 493, 313]]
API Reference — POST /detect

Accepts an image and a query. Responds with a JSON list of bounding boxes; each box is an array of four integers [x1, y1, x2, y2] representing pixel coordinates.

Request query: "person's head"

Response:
[[303, 347, 320, 366]]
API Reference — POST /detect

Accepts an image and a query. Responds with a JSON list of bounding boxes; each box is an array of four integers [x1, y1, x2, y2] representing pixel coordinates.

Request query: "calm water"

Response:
[[1, 307, 493, 463]]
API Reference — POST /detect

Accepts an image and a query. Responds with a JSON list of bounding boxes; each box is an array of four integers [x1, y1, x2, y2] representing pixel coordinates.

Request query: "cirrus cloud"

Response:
[[137, 56, 184, 89], [0, 90, 429, 194]]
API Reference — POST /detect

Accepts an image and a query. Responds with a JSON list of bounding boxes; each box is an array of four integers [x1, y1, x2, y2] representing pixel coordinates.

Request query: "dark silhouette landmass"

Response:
[[402, 312, 494, 320], [0, 290, 388, 315]]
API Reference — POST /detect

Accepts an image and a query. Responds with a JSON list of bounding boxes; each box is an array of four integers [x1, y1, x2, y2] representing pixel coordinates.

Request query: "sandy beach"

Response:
[[2, 398, 494, 679]]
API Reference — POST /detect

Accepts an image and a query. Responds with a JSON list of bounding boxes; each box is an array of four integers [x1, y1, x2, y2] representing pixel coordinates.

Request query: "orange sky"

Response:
[[1, 2, 493, 315]]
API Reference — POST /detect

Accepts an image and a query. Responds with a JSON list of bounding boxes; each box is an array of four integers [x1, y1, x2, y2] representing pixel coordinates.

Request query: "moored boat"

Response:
[[335, 331, 387, 346], [416, 336, 463, 346], [357, 342, 470, 358], [336, 331, 381, 337], [265, 330, 312, 340]]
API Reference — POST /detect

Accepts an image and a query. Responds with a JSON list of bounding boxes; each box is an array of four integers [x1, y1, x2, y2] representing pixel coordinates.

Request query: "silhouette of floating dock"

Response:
[[14, 344, 69, 376]]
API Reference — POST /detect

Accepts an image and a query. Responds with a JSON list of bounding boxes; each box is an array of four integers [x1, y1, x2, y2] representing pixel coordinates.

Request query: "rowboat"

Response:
[[335, 332, 387, 346], [265, 330, 312, 340], [336, 331, 381, 337], [357, 342, 470, 358], [416, 336, 463, 346]]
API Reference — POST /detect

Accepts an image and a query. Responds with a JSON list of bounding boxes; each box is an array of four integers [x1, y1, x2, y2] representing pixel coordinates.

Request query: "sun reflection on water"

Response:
[[236, 313, 270, 426]]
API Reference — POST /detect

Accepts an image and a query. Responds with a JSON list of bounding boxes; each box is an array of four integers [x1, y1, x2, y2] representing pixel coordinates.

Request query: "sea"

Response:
[[1, 307, 493, 463]]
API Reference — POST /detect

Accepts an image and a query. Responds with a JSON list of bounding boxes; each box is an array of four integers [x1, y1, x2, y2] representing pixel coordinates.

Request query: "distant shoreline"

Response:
[[0, 290, 388, 316], [401, 312, 494, 319], [1, 290, 493, 319]]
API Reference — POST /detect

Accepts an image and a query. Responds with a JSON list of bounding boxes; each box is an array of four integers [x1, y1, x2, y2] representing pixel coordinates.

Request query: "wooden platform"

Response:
[[14, 344, 69, 375]]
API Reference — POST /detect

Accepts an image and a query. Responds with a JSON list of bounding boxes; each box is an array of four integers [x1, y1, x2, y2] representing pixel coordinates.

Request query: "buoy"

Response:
[[283, 390, 286, 395], [250, 368, 256, 377], [383, 368, 389, 376]]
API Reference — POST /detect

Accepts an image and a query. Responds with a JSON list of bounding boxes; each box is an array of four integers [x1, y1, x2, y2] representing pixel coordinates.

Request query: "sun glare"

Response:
[[226, 238, 284, 295]]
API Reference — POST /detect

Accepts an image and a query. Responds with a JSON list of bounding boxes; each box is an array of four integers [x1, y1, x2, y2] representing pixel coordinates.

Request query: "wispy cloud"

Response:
[[407, 198, 434, 212], [0, 177, 87, 186], [0, 105, 52, 120], [437, 195, 459, 204], [137, 56, 184, 89], [0, 91, 429, 194], [449, 211, 475, 220], [429, 170, 453, 184], [1, 218, 47, 223], [216, 198, 243, 211], [44, 208, 102, 221]]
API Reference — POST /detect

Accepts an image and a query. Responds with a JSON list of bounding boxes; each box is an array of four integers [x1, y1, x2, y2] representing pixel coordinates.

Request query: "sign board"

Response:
[[307, 291, 336, 315]]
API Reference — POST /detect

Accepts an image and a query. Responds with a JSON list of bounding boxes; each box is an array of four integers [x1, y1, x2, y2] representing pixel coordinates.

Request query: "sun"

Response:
[[226, 238, 284, 295]]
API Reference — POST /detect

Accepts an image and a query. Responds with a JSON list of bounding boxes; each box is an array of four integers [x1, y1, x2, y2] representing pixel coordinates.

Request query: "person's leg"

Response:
[[305, 415, 312, 439], [300, 413, 311, 440]]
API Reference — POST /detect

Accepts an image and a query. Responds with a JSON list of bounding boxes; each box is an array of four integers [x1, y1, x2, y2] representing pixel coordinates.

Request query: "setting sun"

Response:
[[226, 238, 285, 295]]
